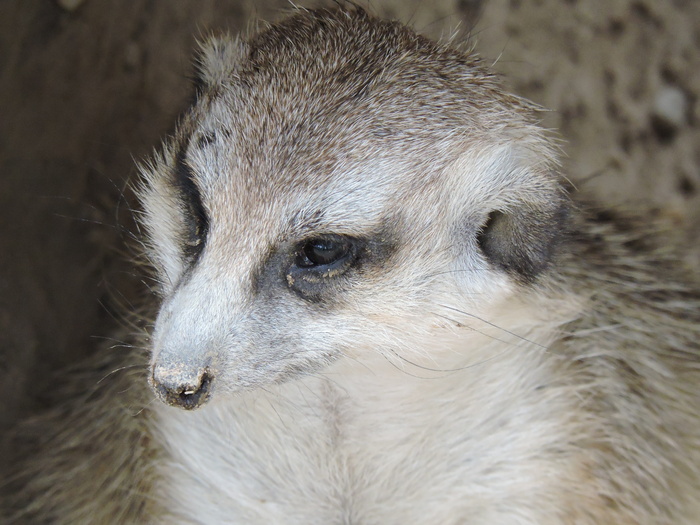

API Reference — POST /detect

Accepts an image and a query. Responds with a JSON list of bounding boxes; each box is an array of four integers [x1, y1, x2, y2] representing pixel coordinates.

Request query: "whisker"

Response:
[[96, 364, 146, 386], [377, 347, 448, 380], [436, 303, 550, 351], [433, 312, 521, 348], [131, 397, 158, 417], [89, 334, 135, 348]]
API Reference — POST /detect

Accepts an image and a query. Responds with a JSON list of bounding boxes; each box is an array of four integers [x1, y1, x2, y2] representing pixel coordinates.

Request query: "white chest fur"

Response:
[[152, 330, 588, 525]]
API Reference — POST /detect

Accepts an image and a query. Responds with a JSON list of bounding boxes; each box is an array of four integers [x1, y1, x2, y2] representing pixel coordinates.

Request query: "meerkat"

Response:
[[2, 5, 700, 524]]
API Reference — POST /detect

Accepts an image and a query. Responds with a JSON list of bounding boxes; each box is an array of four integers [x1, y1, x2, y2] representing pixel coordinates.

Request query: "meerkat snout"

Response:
[[151, 362, 213, 410]]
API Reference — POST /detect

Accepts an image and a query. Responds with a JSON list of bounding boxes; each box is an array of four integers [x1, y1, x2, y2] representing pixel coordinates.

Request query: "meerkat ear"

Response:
[[476, 197, 569, 283], [450, 144, 569, 283], [194, 33, 247, 90]]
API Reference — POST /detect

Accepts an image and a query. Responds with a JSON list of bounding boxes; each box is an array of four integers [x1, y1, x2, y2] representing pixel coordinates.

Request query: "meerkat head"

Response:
[[138, 6, 567, 410]]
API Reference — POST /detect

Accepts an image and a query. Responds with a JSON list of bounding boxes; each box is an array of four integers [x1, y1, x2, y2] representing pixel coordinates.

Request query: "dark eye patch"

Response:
[[175, 150, 208, 262], [253, 224, 397, 304]]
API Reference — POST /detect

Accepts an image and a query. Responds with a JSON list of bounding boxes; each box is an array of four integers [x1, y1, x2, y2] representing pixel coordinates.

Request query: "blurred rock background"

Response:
[[0, 0, 698, 463]]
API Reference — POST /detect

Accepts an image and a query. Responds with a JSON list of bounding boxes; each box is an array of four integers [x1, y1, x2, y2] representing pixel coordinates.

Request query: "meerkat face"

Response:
[[139, 7, 566, 410]]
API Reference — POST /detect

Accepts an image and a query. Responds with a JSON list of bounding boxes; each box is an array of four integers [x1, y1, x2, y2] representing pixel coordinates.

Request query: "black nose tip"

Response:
[[151, 369, 213, 410]]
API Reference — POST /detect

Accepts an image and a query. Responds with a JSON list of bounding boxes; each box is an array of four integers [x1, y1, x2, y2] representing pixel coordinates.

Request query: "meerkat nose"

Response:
[[151, 364, 213, 410]]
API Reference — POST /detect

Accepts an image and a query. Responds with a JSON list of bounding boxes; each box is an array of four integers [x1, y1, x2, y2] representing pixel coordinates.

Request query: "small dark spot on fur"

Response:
[[197, 132, 216, 149]]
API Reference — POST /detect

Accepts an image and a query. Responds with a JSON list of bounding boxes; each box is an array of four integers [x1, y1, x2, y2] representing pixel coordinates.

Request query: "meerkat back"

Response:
[[3, 6, 700, 525]]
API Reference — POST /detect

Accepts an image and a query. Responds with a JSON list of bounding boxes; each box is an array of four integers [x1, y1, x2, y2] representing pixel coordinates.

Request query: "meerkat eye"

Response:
[[295, 238, 353, 269], [286, 235, 363, 300]]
